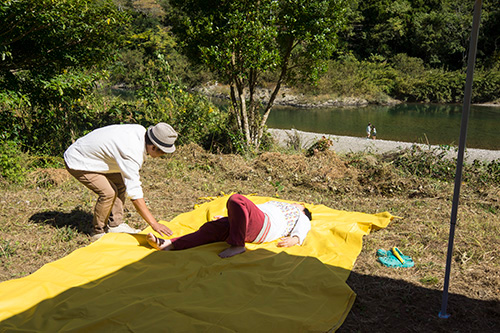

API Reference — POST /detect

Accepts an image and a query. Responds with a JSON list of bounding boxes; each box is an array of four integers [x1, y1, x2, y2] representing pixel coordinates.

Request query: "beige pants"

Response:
[[66, 167, 126, 233]]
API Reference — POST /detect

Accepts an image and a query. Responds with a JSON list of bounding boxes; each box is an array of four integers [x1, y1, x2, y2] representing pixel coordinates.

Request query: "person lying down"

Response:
[[147, 194, 312, 258]]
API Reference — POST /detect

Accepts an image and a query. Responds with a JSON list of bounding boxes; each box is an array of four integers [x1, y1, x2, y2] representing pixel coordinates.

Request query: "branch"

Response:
[[0, 23, 50, 46], [0, 2, 52, 44]]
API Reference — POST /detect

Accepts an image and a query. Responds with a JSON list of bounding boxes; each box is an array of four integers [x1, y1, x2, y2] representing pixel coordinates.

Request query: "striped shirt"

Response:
[[253, 201, 311, 244]]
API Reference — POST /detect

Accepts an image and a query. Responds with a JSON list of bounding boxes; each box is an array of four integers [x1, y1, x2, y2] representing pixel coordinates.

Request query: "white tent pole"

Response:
[[439, 0, 483, 319]]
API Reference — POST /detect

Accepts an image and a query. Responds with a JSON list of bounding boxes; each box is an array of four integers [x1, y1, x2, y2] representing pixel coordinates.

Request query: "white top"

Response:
[[257, 202, 311, 244], [64, 124, 147, 200]]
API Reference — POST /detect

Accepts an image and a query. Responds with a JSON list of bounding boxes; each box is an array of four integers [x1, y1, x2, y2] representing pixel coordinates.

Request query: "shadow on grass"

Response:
[[29, 207, 93, 234], [0, 237, 498, 332], [338, 272, 500, 333]]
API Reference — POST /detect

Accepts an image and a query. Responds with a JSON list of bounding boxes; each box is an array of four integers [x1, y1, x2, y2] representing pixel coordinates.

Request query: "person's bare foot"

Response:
[[147, 232, 173, 251], [218, 245, 246, 258]]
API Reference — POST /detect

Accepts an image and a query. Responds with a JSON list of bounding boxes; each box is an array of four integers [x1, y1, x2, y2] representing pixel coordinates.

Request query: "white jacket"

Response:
[[64, 124, 147, 200]]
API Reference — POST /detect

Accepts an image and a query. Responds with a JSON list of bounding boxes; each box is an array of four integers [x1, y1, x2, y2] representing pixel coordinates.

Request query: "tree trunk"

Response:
[[255, 39, 295, 149]]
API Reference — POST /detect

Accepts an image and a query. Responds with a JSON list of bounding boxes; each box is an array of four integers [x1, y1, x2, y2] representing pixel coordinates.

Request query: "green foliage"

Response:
[[471, 67, 500, 103], [346, 0, 482, 70], [313, 55, 396, 100], [309, 53, 500, 103], [0, 0, 130, 127], [0, 7, 230, 156], [140, 86, 228, 147], [419, 275, 439, 286], [0, 0, 132, 155], [57, 226, 77, 242], [1, 0, 499, 162], [0, 139, 64, 184], [393, 66, 465, 103], [468, 159, 500, 185], [110, 24, 205, 88], [390, 145, 458, 181], [1, 73, 106, 155], [201, 122, 248, 155], [0, 0, 129, 76], [391, 55, 500, 103], [0, 140, 27, 184], [165, 0, 348, 150], [0, 240, 17, 258], [270, 181, 285, 197], [390, 145, 500, 185], [306, 136, 334, 157]]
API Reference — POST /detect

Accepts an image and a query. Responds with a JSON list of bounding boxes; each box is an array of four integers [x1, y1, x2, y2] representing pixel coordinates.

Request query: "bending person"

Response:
[[147, 194, 312, 258], [64, 123, 178, 241]]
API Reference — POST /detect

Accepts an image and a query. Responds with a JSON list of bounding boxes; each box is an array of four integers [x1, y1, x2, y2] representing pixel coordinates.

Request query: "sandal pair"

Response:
[[377, 247, 414, 268]]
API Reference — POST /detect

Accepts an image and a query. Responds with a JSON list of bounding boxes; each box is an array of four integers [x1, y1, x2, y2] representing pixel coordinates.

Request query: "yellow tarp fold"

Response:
[[0, 195, 393, 332]]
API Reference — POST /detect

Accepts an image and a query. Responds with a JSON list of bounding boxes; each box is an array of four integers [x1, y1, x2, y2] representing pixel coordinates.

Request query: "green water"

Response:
[[265, 103, 500, 150]]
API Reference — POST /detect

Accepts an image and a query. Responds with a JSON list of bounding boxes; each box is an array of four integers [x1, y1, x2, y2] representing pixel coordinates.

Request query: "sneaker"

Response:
[[90, 232, 106, 242], [107, 223, 141, 234]]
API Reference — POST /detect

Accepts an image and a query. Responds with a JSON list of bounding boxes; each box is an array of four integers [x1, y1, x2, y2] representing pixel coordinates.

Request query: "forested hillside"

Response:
[[1, 0, 499, 160]]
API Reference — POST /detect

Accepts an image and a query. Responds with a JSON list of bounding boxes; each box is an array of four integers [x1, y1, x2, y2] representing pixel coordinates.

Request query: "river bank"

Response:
[[269, 128, 500, 163], [199, 83, 500, 108]]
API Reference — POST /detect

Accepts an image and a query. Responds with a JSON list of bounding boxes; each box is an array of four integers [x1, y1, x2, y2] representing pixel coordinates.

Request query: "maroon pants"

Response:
[[171, 194, 265, 250]]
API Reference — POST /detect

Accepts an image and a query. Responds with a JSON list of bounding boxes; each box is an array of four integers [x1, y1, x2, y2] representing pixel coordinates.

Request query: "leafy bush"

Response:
[[389, 145, 457, 181], [312, 55, 396, 100], [472, 68, 500, 103], [389, 145, 500, 185], [0, 29, 230, 156], [388, 54, 500, 103], [300, 53, 500, 104], [0, 140, 28, 183], [467, 159, 500, 185], [306, 136, 333, 157]]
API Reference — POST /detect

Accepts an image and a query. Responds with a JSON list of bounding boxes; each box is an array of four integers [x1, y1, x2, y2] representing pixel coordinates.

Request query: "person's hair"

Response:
[[303, 208, 312, 220], [145, 132, 153, 146]]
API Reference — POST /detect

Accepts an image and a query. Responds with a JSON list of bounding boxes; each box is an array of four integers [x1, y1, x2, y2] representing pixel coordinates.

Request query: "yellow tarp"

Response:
[[0, 195, 393, 332]]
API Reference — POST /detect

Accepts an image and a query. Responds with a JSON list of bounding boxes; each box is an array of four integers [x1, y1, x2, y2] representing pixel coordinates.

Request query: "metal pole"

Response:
[[439, 0, 482, 319]]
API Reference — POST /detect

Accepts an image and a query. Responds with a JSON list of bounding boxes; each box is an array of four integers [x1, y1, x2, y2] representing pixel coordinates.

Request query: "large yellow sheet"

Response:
[[0, 195, 393, 332]]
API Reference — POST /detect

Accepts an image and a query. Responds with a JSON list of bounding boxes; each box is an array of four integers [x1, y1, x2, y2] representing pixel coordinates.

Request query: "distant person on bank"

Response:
[[64, 123, 178, 241], [366, 123, 372, 139], [372, 126, 377, 140]]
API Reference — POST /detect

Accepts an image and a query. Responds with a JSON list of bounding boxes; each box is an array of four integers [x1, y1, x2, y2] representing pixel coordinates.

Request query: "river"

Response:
[[265, 103, 500, 150]]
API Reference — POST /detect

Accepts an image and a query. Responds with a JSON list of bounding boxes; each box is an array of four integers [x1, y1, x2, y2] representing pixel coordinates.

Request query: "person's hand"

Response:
[[151, 222, 173, 237], [277, 236, 299, 247]]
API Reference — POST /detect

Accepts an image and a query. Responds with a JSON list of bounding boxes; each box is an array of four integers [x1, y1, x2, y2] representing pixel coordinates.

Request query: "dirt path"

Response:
[[269, 128, 500, 163]]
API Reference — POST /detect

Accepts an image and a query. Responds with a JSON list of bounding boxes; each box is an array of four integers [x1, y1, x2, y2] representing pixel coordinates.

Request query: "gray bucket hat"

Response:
[[147, 123, 178, 153]]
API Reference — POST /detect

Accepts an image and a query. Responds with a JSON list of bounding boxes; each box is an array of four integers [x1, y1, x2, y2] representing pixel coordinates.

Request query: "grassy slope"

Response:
[[1, 143, 499, 332]]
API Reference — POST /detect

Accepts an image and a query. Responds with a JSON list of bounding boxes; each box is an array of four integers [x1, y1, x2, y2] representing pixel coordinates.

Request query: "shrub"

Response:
[[315, 55, 396, 100], [306, 136, 333, 157], [0, 140, 28, 183], [389, 145, 457, 181], [389, 145, 500, 186], [472, 68, 500, 103]]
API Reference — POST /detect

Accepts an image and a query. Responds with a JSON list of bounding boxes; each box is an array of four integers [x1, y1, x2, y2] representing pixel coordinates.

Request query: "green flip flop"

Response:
[[377, 248, 414, 268]]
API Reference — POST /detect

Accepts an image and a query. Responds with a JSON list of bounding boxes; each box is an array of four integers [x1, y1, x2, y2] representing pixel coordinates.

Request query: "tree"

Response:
[[0, 0, 128, 75], [0, 0, 129, 153], [344, 0, 500, 70], [164, 0, 347, 150], [0, 0, 129, 101]]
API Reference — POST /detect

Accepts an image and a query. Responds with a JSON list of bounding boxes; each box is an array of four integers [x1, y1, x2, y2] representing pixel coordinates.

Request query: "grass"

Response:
[[1, 142, 499, 332]]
